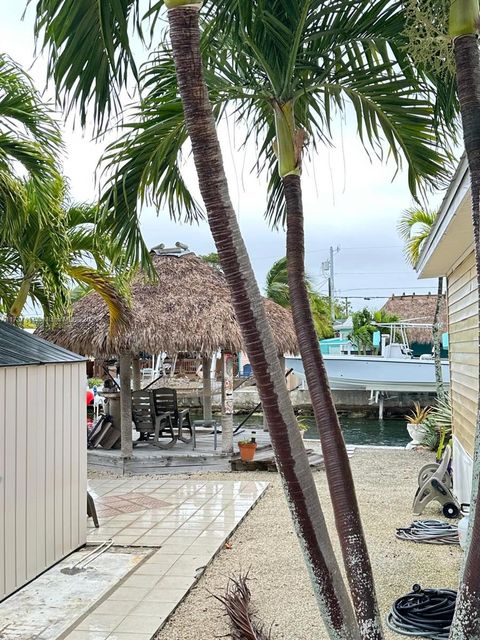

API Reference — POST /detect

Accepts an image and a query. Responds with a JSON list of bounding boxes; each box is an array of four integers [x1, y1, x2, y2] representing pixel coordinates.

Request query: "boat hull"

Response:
[[285, 355, 450, 393]]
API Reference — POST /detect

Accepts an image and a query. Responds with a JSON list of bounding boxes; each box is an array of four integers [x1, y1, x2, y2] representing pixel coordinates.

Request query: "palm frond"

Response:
[[66, 265, 131, 335], [397, 207, 438, 266], [32, 0, 141, 131], [0, 54, 61, 151]]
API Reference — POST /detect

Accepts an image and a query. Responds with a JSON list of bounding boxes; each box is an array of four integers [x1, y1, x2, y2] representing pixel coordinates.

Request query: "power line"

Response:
[[336, 271, 413, 275], [338, 286, 435, 292]]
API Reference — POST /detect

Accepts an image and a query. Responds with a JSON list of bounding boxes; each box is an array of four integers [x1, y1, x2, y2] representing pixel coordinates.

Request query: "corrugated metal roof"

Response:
[[0, 321, 85, 367]]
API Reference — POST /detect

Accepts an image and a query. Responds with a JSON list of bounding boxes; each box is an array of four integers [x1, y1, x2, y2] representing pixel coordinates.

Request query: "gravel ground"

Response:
[[90, 448, 462, 639]]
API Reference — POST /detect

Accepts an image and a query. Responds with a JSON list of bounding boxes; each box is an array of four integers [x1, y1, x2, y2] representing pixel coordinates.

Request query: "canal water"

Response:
[[206, 413, 409, 447]]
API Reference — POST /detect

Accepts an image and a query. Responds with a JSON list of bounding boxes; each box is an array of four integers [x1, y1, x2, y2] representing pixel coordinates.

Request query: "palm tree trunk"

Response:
[[132, 356, 142, 391], [166, 5, 359, 638], [221, 351, 234, 454], [119, 352, 133, 459], [202, 355, 213, 420], [450, 32, 480, 639], [283, 174, 383, 640], [7, 277, 32, 324], [432, 277, 445, 402]]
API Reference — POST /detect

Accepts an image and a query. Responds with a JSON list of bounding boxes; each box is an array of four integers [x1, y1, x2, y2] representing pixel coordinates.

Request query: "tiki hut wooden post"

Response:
[[119, 352, 133, 458], [221, 351, 234, 454], [202, 354, 213, 420], [132, 356, 142, 391]]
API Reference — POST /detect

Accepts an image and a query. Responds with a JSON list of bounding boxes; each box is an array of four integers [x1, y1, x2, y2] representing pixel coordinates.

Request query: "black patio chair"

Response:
[[131, 389, 177, 449], [152, 387, 193, 443]]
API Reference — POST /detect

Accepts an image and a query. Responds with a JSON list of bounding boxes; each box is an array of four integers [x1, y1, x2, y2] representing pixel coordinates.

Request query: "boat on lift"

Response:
[[285, 322, 450, 393]]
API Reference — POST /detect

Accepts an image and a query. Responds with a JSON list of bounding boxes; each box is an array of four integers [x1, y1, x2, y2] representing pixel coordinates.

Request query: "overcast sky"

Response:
[[2, 4, 452, 311]]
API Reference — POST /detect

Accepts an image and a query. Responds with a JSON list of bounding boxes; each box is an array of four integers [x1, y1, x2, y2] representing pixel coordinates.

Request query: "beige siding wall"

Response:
[[448, 250, 478, 456], [0, 361, 86, 600]]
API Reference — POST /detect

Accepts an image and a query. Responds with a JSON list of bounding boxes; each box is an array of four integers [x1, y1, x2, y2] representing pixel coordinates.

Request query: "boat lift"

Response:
[[367, 321, 441, 419]]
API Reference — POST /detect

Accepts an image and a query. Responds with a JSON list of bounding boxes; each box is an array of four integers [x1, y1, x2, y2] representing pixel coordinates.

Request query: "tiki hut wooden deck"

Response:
[[40, 247, 297, 462]]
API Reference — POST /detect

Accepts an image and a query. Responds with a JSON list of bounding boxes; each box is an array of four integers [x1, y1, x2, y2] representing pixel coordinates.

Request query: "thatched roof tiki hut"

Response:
[[381, 293, 447, 356], [41, 245, 297, 457]]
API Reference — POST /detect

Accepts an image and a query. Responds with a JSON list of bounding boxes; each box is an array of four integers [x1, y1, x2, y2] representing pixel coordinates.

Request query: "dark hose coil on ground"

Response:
[[387, 585, 457, 639]]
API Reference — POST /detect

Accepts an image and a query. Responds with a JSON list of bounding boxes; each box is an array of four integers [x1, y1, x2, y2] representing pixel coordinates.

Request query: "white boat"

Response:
[[285, 322, 450, 394]]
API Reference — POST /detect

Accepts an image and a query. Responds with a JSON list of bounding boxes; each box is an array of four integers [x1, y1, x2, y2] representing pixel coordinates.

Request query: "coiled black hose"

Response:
[[396, 520, 459, 545], [387, 585, 457, 639]]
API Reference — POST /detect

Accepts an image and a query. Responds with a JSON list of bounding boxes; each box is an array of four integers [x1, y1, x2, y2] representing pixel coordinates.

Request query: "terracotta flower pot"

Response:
[[238, 442, 257, 462]]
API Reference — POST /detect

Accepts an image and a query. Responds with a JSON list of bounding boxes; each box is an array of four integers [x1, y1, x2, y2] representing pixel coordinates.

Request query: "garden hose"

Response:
[[396, 520, 459, 545], [387, 585, 457, 640]]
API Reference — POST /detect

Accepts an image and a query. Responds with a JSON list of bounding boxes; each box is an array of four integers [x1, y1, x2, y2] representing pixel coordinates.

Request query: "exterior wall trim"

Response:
[[416, 156, 469, 275]]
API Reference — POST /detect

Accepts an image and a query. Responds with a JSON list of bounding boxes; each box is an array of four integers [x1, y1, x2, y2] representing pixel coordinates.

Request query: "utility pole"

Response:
[[322, 246, 340, 322], [329, 246, 335, 322]]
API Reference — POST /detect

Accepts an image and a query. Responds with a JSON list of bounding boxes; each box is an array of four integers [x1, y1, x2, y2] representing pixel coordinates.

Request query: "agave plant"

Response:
[[405, 402, 433, 425], [421, 395, 452, 457]]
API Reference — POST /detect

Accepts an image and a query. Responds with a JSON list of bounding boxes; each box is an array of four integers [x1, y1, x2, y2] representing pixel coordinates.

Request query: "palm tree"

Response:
[[350, 308, 399, 355], [33, 2, 359, 636], [447, 2, 480, 635], [265, 257, 334, 338], [190, 6, 453, 636], [0, 55, 61, 227], [398, 208, 445, 401], [32, 2, 461, 636], [113, 9, 455, 629], [0, 175, 129, 332], [402, 2, 480, 634]]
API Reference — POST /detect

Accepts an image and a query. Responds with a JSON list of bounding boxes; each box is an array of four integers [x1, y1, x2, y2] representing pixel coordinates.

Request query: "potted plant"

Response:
[[297, 419, 310, 440], [238, 438, 257, 462], [405, 402, 432, 449]]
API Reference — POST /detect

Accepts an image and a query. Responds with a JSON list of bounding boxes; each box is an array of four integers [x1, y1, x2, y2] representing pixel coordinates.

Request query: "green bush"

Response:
[[87, 377, 103, 388]]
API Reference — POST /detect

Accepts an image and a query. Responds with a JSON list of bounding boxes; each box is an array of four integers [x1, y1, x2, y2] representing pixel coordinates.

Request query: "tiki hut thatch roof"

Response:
[[39, 252, 298, 357], [381, 293, 447, 344]]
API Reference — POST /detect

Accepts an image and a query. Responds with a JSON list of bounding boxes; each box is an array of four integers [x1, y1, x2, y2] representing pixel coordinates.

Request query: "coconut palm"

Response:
[[398, 208, 445, 401], [33, 2, 360, 636], [265, 257, 334, 338], [0, 175, 129, 332]]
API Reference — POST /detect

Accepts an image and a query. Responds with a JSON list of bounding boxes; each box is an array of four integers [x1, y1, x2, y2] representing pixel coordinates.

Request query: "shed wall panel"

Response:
[[448, 251, 479, 456], [0, 361, 86, 600], [4, 368, 16, 597], [0, 368, 5, 598]]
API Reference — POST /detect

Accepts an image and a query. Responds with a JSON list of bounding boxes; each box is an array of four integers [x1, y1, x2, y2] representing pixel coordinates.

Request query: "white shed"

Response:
[[0, 322, 87, 601]]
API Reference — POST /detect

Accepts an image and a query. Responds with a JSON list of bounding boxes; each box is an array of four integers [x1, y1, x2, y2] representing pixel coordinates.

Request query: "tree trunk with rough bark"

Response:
[[132, 356, 142, 391], [283, 174, 382, 640], [450, 31, 480, 639], [119, 352, 133, 459], [202, 355, 213, 420], [432, 277, 445, 402], [221, 351, 234, 454], [166, 5, 359, 638]]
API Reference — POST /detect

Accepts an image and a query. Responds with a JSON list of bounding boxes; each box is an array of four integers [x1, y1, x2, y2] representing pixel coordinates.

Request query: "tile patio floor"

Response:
[[63, 478, 268, 640]]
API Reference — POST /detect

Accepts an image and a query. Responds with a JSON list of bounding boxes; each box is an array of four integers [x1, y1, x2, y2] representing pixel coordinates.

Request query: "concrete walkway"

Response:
[[0, 478, 267, 640]]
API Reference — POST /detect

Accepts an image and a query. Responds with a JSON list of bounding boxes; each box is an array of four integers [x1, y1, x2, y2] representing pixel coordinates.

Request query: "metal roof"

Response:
[[0, 322, 85, 367]]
